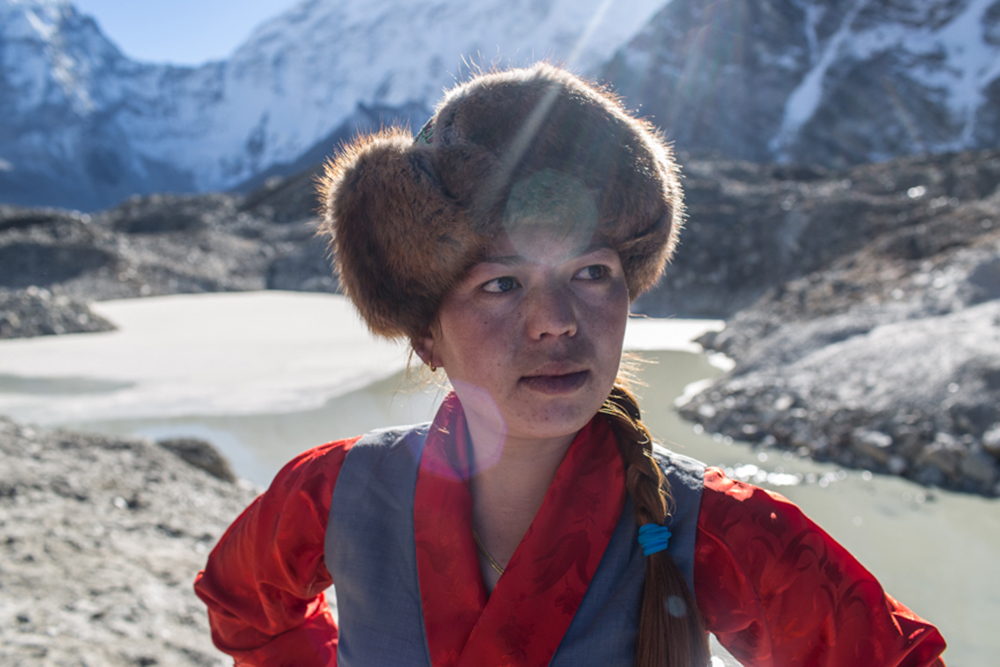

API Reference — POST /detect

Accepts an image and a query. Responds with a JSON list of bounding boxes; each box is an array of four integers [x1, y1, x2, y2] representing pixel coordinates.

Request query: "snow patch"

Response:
[[899, 0, 1000, 146], [768, 0, 1000, 157], [769, 0, 868, 158]]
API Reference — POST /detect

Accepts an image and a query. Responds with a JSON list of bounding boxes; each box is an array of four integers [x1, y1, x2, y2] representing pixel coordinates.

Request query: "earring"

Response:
[[430, 363, 438, 373]]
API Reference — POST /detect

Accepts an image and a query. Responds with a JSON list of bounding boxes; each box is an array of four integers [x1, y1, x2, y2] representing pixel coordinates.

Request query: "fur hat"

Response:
[[318, 63, 683, 340]]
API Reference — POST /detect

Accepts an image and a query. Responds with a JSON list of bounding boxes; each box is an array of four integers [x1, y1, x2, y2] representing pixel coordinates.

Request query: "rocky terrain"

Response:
[[0, 419, 258, 666], [674, 150, 1000, 496]]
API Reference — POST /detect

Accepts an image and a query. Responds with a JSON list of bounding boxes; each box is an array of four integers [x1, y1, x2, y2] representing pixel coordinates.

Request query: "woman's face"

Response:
[[417, 226, 630, 449]]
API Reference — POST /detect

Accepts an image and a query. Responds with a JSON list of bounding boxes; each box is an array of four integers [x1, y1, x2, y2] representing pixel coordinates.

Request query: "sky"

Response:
[[71, 0, 302, 66]]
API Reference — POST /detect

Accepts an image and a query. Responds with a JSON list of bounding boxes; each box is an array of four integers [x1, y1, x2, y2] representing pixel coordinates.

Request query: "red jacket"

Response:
[[195, 409, 946, 666]]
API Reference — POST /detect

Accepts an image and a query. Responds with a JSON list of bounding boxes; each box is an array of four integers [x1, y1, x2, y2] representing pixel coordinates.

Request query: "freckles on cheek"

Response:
[[590, 308, 628, 334], [474, 313, 507, 340]]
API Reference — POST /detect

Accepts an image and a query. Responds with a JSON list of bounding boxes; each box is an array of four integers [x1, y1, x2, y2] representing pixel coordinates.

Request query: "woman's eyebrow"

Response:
[[576, 242, 612, 256], [481, 244, 611, 266], [480, 254, 524, 266]]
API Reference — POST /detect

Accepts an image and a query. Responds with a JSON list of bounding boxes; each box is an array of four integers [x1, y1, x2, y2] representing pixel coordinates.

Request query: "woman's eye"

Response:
[[482, 276, 520, 293], [575, 265, 608, 280]]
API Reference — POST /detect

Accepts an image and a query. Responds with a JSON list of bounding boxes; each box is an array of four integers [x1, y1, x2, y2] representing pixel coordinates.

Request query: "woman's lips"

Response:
[[519, 370, 590, 394]]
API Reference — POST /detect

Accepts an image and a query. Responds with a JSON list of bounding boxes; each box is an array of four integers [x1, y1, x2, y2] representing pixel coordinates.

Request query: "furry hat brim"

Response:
[[318, 63, 682, 340]]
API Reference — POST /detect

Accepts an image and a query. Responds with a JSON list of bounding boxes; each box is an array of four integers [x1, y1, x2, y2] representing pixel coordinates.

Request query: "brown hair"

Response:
[[600, 383, 710, 667]]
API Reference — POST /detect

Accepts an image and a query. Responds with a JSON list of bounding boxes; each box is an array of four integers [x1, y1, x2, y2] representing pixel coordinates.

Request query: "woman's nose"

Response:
[[525, 283, 578, 340]]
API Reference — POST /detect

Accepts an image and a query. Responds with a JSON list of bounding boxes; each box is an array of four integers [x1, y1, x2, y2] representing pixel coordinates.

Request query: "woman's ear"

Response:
[[411, 330, 437, 369]]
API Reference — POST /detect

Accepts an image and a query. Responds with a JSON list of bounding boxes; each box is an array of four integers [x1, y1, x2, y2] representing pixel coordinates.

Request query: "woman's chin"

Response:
[[504, 396, 608, 444]]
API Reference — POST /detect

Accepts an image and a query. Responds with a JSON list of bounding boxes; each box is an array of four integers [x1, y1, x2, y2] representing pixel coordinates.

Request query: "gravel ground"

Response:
[[0, 419, 259, 666]]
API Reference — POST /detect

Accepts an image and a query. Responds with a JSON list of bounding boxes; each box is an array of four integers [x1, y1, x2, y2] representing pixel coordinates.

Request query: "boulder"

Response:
[[0, 287, 115, 339]]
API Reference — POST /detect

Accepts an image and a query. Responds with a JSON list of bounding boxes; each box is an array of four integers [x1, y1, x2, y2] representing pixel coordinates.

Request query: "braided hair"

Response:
[[600, 383, 710, 667]]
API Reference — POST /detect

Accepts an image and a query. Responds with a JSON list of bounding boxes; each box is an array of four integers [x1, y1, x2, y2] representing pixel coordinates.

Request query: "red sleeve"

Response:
[[694, 467, 947, 667], [193, 437, 359, 667]]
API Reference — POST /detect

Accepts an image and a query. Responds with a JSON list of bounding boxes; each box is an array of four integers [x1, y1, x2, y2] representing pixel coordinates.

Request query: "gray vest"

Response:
[[325, 424, 705, 666]]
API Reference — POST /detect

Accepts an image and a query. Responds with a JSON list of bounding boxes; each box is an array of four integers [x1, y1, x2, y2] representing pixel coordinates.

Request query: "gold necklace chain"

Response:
[[472, 528, 505, 576]]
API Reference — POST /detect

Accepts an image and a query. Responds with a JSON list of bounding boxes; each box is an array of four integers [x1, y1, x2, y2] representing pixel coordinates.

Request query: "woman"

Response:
[[194, 64, 947, 666]]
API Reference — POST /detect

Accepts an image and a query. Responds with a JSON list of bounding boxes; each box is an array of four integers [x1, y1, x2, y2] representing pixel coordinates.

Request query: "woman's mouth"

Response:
[[519, 370, 590, 395]]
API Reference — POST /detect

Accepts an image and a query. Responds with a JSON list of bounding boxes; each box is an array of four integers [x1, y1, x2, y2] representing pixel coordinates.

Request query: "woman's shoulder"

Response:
[[650, 443, 706, 492], [643, 449, 805, 529], [699, 466, 803, 513], [697, 466, 812, 536], [346, 422, 433, 451], [268, 422, 434, 499], [276, 422, 431, 480], [693, 467, 854, 585], [263, 436, 362, 503]]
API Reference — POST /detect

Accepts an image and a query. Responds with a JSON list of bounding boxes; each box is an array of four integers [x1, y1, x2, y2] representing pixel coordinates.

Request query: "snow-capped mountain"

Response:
[[0, 0, 222, 209], [605, 0, 1000, 167], [1, 0, 667, 210], [4, 0, 1000, 212]]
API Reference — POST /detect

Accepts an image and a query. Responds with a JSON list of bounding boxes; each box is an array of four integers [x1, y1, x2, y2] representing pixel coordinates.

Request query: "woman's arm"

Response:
[[694, 467, 947, 667], [193, 438, 358, 667]]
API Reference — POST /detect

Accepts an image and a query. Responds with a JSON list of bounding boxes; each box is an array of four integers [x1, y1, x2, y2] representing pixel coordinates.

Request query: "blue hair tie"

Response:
[[638, 523, 672, 556]]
